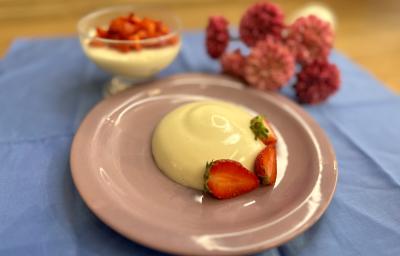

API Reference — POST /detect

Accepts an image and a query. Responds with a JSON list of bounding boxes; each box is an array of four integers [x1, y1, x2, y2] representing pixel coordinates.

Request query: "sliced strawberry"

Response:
[[250, 115, 277, 145], [204, 160, 259, 199], [142, 18, 156, 36], [96, 28, 109, 38], [120, 22, 137, 38], [130, 16, 142, 24], [89, 39, 105, 47], [254, 144, 277, 186], [109, 18, 126, 35], [92, 13, 176, 52]]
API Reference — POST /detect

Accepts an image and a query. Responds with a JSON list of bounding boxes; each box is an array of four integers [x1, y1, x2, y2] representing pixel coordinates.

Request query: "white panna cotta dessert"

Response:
[[152, 100, 265, 190], [82, 36, 181, 78]]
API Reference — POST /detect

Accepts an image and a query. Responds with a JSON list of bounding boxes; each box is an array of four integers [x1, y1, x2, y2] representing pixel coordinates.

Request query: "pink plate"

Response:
[[70, 73, 337, 255]]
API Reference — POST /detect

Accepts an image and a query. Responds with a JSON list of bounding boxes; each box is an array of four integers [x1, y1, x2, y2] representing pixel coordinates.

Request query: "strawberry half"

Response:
[[254, 144, 277, 186], [250, 115, 277, 145], [204, 160, 259, 199]]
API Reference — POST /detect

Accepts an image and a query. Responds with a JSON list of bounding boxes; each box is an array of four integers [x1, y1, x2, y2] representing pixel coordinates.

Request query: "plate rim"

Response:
[[70, 73, 338, 255]]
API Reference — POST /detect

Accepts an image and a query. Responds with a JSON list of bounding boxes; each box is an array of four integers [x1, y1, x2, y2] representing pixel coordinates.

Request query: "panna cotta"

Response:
[[79, 11, 181, 79], [152, 100, 265, 190], [82, 38, 181, 78]]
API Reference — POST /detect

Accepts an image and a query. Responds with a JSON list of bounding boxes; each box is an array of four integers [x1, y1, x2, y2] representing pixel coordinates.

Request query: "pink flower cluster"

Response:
[[295, 61, 340, 104], [205, 1, 340, 104], [206, 16, 229, 59]]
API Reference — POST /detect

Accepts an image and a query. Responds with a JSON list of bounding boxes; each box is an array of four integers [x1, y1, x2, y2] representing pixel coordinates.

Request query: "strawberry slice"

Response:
[[204, 160, 259, 199], [254, 144, 277, 186], [250, 115, 277, 145], [96, 28, 109, 38], [109, 18, 126, 35]]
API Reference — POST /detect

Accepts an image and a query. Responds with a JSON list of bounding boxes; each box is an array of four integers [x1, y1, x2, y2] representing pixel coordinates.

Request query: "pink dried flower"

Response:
[[239, 1, 285, 47], [206, 16, 230, 59], [294, 60, 340, 104], [220, 49, 246, 79], [285, 15, 334, 64], [244, 37, 295, 90]]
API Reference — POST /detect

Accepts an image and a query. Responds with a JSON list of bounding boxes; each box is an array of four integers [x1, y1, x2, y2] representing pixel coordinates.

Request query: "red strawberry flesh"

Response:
[[250, 115, 277, 145], [254, 144, 277, 185], [204, 160, 259, 199]]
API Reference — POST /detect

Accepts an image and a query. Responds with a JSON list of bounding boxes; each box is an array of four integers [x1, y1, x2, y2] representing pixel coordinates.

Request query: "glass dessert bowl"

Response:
[[77, 5, 181, 95]]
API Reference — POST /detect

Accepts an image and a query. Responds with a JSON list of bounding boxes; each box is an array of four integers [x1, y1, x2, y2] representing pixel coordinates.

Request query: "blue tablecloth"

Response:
[[1, 32, 399, 256]]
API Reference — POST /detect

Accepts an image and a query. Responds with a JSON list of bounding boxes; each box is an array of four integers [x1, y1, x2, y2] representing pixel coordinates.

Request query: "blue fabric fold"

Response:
[[0, 32, 399, 256]]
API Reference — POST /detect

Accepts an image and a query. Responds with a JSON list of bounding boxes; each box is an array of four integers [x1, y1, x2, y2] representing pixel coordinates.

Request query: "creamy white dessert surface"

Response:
[[152, 100, 265, 190], [82, 35, 180, 78]]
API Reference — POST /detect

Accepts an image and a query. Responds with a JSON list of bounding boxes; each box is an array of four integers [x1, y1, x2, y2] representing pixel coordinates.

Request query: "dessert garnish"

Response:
[[204, 160, 259, 199], [90, 13, 179, 52], [202, 114, 278, 199], [205, 1, 341, 104], [250, 115, 277, 145], [254, 144, 277, 185], [250, 115, 278, 185]]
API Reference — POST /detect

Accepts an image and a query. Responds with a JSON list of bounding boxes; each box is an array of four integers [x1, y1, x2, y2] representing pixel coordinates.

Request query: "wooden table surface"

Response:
[[1, 0, 399, 92]]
